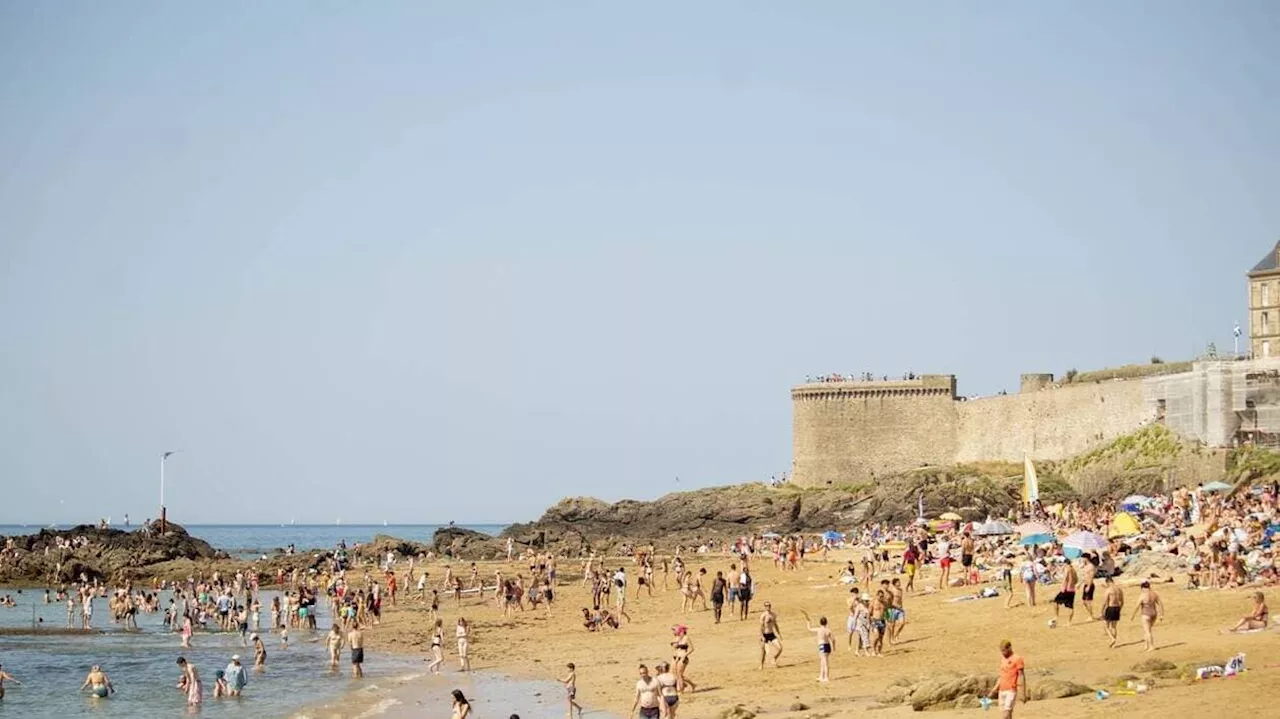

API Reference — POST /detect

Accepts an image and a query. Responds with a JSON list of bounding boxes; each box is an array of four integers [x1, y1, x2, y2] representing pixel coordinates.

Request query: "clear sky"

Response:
[[1, 2, 1278, 524]]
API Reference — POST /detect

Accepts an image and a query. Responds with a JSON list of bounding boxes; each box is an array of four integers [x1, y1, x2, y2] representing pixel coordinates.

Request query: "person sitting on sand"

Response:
[[1230, 591, 1269, 632], [80, 664, 114, 699]]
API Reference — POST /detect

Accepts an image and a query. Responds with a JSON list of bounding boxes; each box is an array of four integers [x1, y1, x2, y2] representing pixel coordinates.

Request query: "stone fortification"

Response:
[[789, 360, 1280, 488]]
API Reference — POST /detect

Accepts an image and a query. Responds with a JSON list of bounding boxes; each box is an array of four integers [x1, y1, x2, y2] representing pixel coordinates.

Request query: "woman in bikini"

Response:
[[427, 618, 445, 674], [1230, 591, 1269, 632], [669, 625, 697, 692], [1131, 581, 1164, 652], [655, 661, 680, 718]]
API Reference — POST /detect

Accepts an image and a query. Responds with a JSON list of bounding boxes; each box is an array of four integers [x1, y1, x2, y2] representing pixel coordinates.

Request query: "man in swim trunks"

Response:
[[0, 663, 21, 699], [887, 579, 907, 643], [630, 664, 661, 719], [759, 601, 783, 668], [1101, 576, 1124, 648], [1078, 553, 1098, 621], [349, 621, 365, 678], [960, 533, 976, 585], [80, 664, 114, 698], [1052, 559, 1078, 624]]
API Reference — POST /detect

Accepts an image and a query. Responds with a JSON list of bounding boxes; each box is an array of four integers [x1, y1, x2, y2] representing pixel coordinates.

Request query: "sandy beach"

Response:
[[354, 551, 1279, 718]]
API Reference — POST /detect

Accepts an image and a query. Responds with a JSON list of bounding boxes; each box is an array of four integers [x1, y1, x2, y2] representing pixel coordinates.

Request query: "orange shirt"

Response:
[[998, 654, 1025, 691]]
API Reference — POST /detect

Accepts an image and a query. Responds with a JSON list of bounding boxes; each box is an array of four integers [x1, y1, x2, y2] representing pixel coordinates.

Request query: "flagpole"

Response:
[[160, 450, 178, 533]]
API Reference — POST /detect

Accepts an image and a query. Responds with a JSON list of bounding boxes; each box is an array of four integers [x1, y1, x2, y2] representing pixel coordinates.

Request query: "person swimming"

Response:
[[80, 665, 114, 698]]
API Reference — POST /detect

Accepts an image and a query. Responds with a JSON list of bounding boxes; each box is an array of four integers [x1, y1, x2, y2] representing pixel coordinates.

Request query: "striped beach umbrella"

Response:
[[1016, 522, 1051, 537], [1062, 531, 1109, 553]]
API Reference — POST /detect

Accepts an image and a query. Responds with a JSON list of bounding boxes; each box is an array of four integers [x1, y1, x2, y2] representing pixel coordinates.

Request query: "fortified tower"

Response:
[[790, 375, 958, 487]]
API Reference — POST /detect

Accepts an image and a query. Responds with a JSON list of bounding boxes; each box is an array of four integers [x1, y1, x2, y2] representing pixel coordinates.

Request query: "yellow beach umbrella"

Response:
[[939, 512, 963, 521], [1107, 511, 1141, 538]]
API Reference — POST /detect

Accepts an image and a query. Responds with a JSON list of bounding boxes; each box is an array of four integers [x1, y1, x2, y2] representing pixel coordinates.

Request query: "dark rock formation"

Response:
[[431, 527, 505, 560], [0, 522, 221, 585]]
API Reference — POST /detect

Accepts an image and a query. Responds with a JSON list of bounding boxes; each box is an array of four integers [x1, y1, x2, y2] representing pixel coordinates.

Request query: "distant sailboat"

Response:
[[290, 518, 296, 526], [383, 520, 388, 527], [336, 517, 341, 526]]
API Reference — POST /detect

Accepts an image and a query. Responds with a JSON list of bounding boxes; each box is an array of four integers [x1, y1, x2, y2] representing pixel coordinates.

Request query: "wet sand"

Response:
[[353, 550, 1280, 718]]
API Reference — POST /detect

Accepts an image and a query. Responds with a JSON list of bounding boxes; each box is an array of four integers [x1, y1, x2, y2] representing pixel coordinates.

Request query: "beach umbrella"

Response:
[[822, 530, 845, 542], [976, 520, 1015, 536], [1203, 481, 1233, 493], [939, 512, 963, 521], [760, 532, 781, 539], [1121, 495, 1151, 505], [1107, 512, 1141, 538], [1019, 533, 1055, 546], [1062, 531, 1109, 553], [1016, 521, 1051, 537]]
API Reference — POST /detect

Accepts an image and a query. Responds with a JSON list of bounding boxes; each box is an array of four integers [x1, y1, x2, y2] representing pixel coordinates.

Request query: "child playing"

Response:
[[213, 669, 229, 698]]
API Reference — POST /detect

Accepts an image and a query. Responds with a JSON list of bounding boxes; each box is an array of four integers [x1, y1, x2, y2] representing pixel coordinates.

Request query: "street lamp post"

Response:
[[160, 451, 178, 533]]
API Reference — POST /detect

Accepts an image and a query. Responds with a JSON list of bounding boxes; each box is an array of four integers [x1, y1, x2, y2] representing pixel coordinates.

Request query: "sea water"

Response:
[[0, 525, 613, 718], [0, 589, 610, 718]]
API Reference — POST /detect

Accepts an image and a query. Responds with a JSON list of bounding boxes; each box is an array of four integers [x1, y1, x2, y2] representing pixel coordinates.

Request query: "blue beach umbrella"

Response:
[[1019, 533, 1055, 546], [822, 530, 845, 542]]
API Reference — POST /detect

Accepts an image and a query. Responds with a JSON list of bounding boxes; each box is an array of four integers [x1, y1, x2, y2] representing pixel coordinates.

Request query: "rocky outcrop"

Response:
[[0, 522, 221, 584], [500, 484, 868, 554], [431, 527, 506, 560], [877, 672, 1091, 710]]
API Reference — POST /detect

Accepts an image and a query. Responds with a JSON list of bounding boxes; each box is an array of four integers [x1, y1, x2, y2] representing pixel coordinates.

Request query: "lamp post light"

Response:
[[160, 450, 178, 533]]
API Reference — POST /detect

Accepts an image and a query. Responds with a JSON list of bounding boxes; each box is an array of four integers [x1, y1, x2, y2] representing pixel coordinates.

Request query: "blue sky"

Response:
[[1, 2, 1277, 524]]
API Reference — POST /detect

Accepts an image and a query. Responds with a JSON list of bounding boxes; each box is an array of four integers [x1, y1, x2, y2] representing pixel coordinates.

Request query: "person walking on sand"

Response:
[[738, 566, 753, 621], [710, 571, 727, 624], [669, 625, 697, 692], [1132, 581, 1164, 652], [802, 612, 834, 683], [1078, 554, 1098, 620], [348, 621, 365, 678], [986, 640, 1027, 719], [79, 664, 113, 699], [561, 662, 583, 719], [1101, 576, 1124, 648], [759, 601, 783, 668], [427, 618, 445, 674], [630, 664, 661, 719], [456, 618, 472, 672], [654, 662, 681, 718], [1052, 560, 1078, 624]]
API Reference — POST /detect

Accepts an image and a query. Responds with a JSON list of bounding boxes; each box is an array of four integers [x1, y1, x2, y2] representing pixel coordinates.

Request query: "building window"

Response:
[[1265, 284, 1271, 306], [1265, 340, 1272, 358], [1265, 312, 1271, 335]]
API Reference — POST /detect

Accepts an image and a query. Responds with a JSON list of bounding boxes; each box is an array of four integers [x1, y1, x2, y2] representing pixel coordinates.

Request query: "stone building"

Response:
[[1248, 240, 1280, 358]]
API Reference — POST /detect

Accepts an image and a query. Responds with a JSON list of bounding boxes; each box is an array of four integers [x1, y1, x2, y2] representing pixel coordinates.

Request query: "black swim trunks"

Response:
[[351, 647, 364, 664], [762, 632, 777, 643], [961, 554, 974, 568], [1081, 584, 1095, 602], [1053, 591, 1076, 609], [1103, 606, 1121, 622]]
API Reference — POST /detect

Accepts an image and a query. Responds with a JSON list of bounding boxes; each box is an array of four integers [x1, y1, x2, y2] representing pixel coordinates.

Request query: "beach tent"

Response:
[[1107, 511, 1142, 538], [822, 530, 845, 542], [761, 532, 781, 539], [1203, 481, 1234, 493], [939, 512, 963, 521]]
